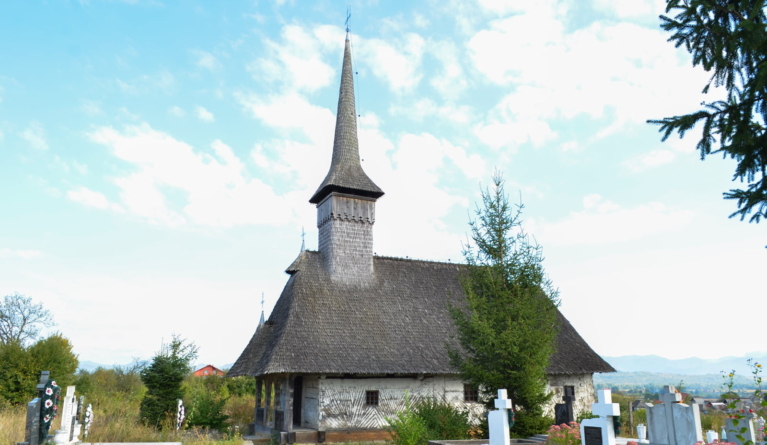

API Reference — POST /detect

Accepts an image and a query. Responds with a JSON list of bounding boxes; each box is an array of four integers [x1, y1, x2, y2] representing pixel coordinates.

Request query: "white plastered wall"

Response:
[[314, 375, 484, 430]]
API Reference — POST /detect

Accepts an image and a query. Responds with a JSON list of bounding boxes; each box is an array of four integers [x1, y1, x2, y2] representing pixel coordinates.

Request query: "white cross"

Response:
[[593, 389, 620, 419], [495, 389, 513, 410]]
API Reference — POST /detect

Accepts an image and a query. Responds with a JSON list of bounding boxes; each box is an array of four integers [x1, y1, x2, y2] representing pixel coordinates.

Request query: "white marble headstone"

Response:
[[489, 389, 512, 445], [645, 386, 702, 445], [580, 389, 620, 445], [726, 414, 757, 445], [53, 386, 78, 445]]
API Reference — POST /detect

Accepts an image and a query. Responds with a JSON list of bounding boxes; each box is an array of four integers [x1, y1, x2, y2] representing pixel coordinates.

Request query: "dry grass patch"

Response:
[[0, 405, 26, 444]]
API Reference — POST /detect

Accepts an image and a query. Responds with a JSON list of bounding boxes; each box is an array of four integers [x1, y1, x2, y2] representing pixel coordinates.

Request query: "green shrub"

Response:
[[225, 376, 256, 397], [414, 398, 471, 440], [387, 396, 429, 445], [186, 389, 229, 430], [139, 336, 198, 428]]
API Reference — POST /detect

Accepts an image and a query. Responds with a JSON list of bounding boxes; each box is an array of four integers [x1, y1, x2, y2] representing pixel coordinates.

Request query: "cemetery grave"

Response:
[[16, 371, 92, 445]]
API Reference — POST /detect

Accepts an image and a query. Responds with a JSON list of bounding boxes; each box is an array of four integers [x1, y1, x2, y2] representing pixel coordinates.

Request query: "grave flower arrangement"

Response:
[[83, 403, 93, 438], [545, 421, 581, 445], [40, 379, 61, 442]]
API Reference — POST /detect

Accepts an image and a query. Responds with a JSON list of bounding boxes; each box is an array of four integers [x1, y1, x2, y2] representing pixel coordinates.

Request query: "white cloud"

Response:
[[534, 195, 694, 246], [624, 149, 675, 172], [474, 119, 557, 150], [191, 50, 220, 71], [87, 123, 294, 228], [468, 14, 713, 141], [67, 186, 123, 212], [116, 70, 176, 95], [428, 40, 468, 97], [389, 98, 472, 124], [592, 0, 666, 19], [249, 24, 340, 93], [237, 91, 334, 147], [195, 106, 215, 122], [357, 33, 426, 94], [0, 248, 42, 259], [168, 106, 186, 117], [21, 122, 49, 150]]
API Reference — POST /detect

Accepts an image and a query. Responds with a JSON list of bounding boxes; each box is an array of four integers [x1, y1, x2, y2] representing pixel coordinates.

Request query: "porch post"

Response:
[[285, 375, 294, 432]]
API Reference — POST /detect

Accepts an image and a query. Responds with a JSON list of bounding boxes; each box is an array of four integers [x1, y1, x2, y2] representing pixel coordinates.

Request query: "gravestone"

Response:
[[555, 395, 575, 426], [580, 389, 620, 445], [706, 430, 718, 443], [17, 371, 51, 445], [54, 386, 78, 445], [725, 413, 757, 445], [72, 396, 84, 439], [645, 385, 702, 445], [489, 389, 513, 445]]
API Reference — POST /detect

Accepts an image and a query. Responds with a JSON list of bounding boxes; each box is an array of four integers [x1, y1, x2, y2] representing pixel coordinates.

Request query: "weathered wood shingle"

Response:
[[229, 251, 615, 377], [309, 38, 383, 205]]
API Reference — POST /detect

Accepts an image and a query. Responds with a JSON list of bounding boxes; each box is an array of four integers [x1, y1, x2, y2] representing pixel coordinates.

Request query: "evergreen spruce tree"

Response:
[[648, 0, 767, 223], [448, 172, 560, 437], [139, 335, 198, 428]]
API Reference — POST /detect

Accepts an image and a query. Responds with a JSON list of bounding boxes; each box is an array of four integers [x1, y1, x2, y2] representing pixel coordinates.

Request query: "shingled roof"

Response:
[[309, 37, 384, 204], [229, 251, 615, 377]]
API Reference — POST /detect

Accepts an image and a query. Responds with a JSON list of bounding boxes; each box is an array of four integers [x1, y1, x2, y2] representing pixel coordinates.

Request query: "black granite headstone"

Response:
[[584, 426, 603, 445]]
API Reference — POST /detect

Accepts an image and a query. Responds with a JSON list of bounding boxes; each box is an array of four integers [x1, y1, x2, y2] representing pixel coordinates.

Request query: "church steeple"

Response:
[[312, 34, 382, 283], [309, 36, 384, 205]]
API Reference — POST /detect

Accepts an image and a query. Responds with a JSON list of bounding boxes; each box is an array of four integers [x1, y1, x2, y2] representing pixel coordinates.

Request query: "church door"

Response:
[[293, 376, 303, 427]]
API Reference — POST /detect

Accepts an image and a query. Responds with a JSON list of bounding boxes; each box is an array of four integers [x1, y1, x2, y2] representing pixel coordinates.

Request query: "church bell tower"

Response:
[[309, 35, 384, 282]]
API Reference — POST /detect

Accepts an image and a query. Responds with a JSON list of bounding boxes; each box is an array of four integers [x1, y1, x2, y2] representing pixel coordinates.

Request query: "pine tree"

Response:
[[448, 172, 560, 437], [139, 335, 198, 428], [648, 0, 767, 223]]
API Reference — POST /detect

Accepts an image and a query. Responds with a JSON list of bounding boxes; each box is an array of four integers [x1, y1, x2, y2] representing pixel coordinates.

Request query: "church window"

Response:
[[464, 384, 479, 402], [564, 386, 575, 397], [365, 390, 379, 406]]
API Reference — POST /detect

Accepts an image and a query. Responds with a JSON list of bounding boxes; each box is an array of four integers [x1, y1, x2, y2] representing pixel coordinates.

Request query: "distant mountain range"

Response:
[[601, 354, 767, 376]]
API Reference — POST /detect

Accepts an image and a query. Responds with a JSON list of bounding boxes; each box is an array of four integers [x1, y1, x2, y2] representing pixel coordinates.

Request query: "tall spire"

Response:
[[258, 292, 265, 326], [309, 36, 384, 204]]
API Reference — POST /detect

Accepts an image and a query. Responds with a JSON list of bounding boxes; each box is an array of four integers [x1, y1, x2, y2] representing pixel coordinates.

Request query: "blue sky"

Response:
[[1, 0, 764, 368]]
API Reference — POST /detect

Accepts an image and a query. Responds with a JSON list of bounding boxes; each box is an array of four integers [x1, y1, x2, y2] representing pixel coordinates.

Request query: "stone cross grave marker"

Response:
[[489, 389, 513, 445], [556, 395, 575, 426], [53, 386, 78, 445], [580, 389, 620, 445], [646, 385, 702, 445], [725, 412, 757, 445]]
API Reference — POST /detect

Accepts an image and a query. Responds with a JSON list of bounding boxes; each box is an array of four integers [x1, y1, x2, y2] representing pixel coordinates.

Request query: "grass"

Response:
[[0, 405, 26, 444], [0, 395, 253, 444]]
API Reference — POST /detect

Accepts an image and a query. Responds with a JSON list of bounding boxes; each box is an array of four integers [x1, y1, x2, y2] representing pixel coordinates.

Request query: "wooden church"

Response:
[[228, 34, 615, 443]]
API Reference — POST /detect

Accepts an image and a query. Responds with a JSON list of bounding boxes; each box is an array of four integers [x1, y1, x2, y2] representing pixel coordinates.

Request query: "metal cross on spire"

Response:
[[301, 226, 306, 251], [345, 6, 351, 34]]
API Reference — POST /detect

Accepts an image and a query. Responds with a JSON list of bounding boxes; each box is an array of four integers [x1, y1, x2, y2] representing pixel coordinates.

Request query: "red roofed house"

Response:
[[194, 365, 225, 377]]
